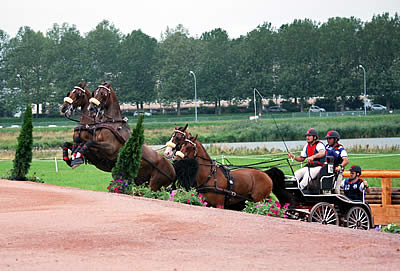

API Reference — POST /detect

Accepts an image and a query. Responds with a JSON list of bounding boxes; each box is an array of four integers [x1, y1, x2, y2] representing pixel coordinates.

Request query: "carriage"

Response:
[[283, 163, 374, 230]]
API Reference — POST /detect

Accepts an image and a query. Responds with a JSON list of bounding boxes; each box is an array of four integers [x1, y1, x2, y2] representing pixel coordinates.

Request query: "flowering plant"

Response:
[[107, 178, 133, 195], [243, 197, 288, 218], [169, 188, 208, 207], [376, 222, 400, 234]]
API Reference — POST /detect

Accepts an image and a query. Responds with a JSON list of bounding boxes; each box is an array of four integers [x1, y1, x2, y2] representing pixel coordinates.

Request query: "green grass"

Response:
[[0, 160, 111, 192], [1, 152, 399, 191]]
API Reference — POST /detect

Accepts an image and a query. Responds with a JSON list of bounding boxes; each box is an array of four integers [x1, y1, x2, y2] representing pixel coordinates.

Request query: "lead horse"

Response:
[[61, 82, 98, 167], [86, 81, 176, 191], [174, 133, 286, 210]]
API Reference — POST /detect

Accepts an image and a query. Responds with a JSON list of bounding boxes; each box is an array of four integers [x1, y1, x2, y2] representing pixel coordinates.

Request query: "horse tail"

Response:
[[265, 167, 294, 206]]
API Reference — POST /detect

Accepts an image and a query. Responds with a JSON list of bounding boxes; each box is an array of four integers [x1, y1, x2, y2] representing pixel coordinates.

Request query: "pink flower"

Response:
[[190, 193, 194, 197], [197, 194, 203, 198], [267, 214, 271, 216], [186, 198, 190, 203], [268, 198, 273, 203], [217, 205, 224, 209], [283, 214, 288, 218]]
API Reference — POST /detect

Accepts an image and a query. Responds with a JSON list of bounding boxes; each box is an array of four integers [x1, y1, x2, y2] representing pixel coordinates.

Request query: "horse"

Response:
[[174, 134, 286, 210], [60, 82, 96, 167], [86, 81, 176, 191], [164, 124, 189, 158]]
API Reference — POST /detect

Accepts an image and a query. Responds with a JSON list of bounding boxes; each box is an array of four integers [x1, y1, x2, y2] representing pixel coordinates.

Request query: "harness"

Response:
[[74, 121, 129, 144], [190, 151, 253, 206]]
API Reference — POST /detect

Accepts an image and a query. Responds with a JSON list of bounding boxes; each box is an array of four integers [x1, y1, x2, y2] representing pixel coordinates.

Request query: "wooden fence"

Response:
[[343, 170, 400, 225]]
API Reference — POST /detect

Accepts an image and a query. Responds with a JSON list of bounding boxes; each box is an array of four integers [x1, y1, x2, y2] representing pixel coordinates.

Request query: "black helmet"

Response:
[[305, 128, 318, 138], [325, 130, 340, 140], [350, 165, 362, 175]]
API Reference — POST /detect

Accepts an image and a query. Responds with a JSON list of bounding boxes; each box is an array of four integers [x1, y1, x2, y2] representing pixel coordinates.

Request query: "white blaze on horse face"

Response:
[[175, 151, 185, 159], [89, 97, 100, 106], [64, 97, 73, 104]]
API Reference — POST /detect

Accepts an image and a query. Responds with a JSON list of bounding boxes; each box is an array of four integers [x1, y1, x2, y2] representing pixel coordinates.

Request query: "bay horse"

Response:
[[60, 82, 96, 167], [174, 135, 286, 210], [164, 124, 189, 158], [86, 81, 176, 191]]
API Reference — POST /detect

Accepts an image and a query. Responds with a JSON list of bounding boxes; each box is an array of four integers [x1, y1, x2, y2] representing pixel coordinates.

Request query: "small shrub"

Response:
[[376, 222, 400, 234], [243, 197, 288, 218]]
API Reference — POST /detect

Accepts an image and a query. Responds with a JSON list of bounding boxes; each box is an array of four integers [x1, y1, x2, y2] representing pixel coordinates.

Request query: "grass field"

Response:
[[1, 152, 399, 192]]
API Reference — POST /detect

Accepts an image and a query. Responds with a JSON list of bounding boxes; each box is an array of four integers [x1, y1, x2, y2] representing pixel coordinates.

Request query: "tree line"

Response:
[[0, 12, 399, 116]]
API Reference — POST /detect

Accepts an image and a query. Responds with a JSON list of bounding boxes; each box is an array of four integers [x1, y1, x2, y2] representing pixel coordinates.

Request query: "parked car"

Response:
[[370, 104, 387, 111], [309, 105, 326, 112], [267, 106, 287, 112], [134, 111, 152, 116]]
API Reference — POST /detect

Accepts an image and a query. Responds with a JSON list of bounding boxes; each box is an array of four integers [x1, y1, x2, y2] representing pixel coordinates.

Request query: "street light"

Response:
[[358, 65, 367, 116], [189, 70, 198, 122], [16, 74, 22, 91]]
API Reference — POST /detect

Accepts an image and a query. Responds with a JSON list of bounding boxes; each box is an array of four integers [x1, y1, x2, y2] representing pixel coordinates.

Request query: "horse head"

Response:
[[88, 81, 113, 117], [175, 135, 198, 160], [61, 82, 91, 117], [164, 124, 189, 158]]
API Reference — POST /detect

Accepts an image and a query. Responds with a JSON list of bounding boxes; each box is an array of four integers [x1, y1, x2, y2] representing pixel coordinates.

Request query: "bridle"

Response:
[[64, 86, 87, 109], [166, 129, 188, 154], [90, 85, 112, 108]]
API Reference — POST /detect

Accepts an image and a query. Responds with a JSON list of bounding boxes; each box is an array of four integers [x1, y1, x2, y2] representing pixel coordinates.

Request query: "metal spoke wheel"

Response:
[[346, 207, 371, 230], [308, 202, 339, 226]]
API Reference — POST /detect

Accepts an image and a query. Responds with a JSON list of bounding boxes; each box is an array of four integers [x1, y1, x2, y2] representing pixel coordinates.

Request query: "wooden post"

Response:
[[381, 178, 392, 207]]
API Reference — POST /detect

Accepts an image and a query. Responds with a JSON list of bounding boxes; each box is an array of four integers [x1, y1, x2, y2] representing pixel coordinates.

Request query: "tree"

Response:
[[11, 104, 33, 180], [362, 13, 400, 109], [0, 29, 12, 116], [235, 23, 277, 102], [277, 19, 320, 112], [318, 17, 363, 111], [3, 27, 52, 116], [85, 20, 122, 85], [111, 115, 144, 194], [157, 25, 200, 115], [118, 30, 158, 109], [46, 23, 87, 114], [199, 28, 235, 114]]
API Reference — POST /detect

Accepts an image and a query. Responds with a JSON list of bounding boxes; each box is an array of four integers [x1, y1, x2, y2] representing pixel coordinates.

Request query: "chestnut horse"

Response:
[[174, 135, 283, 210], [164, 124, 189, 158], [87, 81, 176, 191], [60, 82, 97, 167]]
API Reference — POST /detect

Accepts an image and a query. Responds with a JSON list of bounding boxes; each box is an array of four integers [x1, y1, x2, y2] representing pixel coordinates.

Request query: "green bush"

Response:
[[11, 104, 33, 180]]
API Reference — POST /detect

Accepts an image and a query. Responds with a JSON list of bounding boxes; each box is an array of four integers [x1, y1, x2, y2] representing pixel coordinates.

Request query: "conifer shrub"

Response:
[[109, 115, 145, 194], [11, 104, 33, 181]]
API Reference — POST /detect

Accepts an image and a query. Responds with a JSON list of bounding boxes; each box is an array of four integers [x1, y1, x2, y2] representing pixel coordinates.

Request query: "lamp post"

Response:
[[358, 65, 367, 116], [189, 70, 198, 122], [16, 74, 25, 104]]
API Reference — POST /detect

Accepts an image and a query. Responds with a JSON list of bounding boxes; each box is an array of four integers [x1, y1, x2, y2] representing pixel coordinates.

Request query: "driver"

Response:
[[288, 128, 326, 190], [325, 130, 349, 193]]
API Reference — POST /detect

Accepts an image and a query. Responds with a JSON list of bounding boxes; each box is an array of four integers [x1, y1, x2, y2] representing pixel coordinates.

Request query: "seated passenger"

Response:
[[341, 165, 371, 201], [288, 128, 326, 190], [325, 130, 349, 193]]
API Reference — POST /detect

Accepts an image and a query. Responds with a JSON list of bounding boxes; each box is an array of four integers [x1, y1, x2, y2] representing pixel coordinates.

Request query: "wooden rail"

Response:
[[343, 170, 400, 225]]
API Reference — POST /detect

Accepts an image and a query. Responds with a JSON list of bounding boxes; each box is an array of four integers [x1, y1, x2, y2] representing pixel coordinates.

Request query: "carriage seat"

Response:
[[305, 164, 338, 194]]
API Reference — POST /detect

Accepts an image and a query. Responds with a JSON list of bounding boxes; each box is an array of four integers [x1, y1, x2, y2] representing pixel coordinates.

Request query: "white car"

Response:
[[134, 111, 152, 116], [309, 105, 326, 112], [370, 104, 387, 111]]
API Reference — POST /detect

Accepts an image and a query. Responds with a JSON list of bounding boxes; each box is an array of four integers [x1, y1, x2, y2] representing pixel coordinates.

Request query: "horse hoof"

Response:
[[71, 157, 84, 168]]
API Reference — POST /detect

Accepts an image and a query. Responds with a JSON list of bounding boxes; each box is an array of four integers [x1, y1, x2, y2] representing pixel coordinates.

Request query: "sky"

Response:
[[1, 0, 399, 40]]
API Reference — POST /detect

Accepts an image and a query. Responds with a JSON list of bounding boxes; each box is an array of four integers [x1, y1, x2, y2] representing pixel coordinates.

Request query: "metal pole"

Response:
[[358, 65, 367, 116], [189, 71, 198, 122], [253, 88, 257, 119]]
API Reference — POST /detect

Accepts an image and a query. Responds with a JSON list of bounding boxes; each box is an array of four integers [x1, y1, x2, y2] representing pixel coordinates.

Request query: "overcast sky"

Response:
[[2, 0, 399, 39]]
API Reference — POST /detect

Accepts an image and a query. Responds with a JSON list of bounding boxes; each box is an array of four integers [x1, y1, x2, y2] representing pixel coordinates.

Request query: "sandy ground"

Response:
[[1, 179, 399, 271]]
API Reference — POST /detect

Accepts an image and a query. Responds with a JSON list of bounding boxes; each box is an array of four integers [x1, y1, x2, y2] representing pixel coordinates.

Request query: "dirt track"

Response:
[[1, 179, 400, 271]]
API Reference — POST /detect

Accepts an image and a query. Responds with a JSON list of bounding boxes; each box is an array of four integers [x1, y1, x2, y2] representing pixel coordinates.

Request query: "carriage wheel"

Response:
[[308, 202, 339, 226], [346, 207, 371, 230]]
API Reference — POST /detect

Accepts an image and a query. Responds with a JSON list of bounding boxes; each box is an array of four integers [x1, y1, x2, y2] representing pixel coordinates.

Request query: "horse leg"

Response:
[[71, 141, 90, 169], [62, 142, 73, 167]]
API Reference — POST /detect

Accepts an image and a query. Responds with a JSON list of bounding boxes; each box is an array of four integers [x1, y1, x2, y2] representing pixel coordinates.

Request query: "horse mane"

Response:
[[266, 167, 294, 206], [173, 158, 199, 191]]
